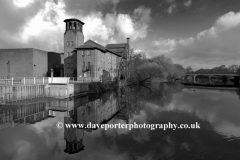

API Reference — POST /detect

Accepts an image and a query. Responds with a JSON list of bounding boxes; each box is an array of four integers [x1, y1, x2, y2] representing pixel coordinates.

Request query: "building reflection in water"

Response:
[[64, 116, 85, 154], [0, 89, 130, 155], [0, 102, 48, 131], [61, 90, 130, 154]]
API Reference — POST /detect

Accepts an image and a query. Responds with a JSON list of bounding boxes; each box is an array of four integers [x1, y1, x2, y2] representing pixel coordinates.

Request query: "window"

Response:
[[67, 41, 69, 47], [71, 41, 74, 47], [88, 62, 91, 70], [87, 50, 91, 56], [74, 22, 77, 29]]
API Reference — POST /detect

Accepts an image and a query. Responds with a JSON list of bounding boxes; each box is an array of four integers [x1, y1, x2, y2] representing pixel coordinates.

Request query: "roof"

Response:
[[64, 18, 85, 25], [0, 48, 57, 53], [106, 43, 128, 48], [105, 43, 128, 59], [76, 40, 123, 57], [76, 40, 106, 52]]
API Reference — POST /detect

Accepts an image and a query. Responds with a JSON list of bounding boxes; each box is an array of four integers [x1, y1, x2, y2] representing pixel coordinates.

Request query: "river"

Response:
[[0, 83, 240, 160]]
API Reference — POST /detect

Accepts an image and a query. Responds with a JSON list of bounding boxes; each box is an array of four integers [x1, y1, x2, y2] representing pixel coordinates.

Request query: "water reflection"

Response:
[[0, 84, 240, 159], [0, 102, 48, 131], [61, 90, 130, 154], [64, 117, 85, 154]]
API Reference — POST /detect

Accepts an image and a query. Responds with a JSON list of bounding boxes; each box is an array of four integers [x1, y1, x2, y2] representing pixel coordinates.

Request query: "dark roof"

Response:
[[76, 40, 106, 52], [105, 48, 119, 55], [76, 40, 123, 57], [106, 43, 128, 59], [106, 43, 128, 48], [107, 49, 126, 58], [64, 18, 85, 25]]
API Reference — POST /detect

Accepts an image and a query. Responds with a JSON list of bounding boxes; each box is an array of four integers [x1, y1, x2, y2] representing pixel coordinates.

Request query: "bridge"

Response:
[[183, 72, 240, 86]]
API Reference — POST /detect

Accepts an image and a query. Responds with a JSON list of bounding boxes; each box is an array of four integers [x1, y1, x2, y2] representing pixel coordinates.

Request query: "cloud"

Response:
[[152, 38, 176, 53], [215, 11, 240, 30], [0, 0, 151, 53], [83, 12, 115, 42], [63, 0, 121, 16], [83, 6, 151, 43], [13, 0, 34, 8], [183, 0, 192, 7], [165, 0, 175, 3], [150, 11, 240, 69], [20, 0, 66, 51], [115, 6, 151, 40], [166, 4, 177, 14]]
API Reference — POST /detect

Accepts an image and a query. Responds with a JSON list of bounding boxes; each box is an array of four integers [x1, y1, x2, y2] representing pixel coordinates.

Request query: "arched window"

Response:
[[74, 22, 77, 29]]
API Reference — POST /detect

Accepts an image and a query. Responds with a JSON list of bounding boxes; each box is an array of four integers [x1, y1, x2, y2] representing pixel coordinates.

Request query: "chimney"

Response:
[[127, 37, 130, 44]]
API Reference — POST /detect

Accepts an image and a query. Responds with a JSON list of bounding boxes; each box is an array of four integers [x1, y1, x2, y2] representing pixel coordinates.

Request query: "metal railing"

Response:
[[0, 76, 114, 85], [0, 77, 49, 85]]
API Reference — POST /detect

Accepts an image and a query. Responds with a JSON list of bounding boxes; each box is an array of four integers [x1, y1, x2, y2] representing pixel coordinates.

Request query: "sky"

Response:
[[1, 0, 240, 70]]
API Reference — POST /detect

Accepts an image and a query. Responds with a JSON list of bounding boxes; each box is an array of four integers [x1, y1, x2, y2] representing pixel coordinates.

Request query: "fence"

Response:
[[0, 77, 107, 85], [0, 77, 49, 85]]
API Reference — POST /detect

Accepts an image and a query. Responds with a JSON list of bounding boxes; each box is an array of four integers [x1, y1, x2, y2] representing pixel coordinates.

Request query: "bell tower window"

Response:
[[74, 22, 77, 29]]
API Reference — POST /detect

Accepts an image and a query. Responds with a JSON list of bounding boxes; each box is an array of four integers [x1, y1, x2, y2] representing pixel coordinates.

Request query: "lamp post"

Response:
[[6, 61, 10, 78], [33, 64, 36, 77]]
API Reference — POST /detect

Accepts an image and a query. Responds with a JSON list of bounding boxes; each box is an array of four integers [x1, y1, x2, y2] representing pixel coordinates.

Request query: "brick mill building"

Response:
[[63, 18, 128, 80], [0, 18, 128, 80]]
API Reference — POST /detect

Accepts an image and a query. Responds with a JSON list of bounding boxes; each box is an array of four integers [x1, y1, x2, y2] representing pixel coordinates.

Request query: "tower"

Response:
[[63, 18, 84, 59]]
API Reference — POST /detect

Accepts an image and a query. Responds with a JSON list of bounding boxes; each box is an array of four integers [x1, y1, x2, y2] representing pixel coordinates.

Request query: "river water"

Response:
[[0, 83, 240, 160]]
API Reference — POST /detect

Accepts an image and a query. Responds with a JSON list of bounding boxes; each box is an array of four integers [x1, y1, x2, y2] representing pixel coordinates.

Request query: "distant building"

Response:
[[0, 48, 63, 78], [105, 39, 129, 59], [63, 18, 129, 80], [106, 39, 130, 79]]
